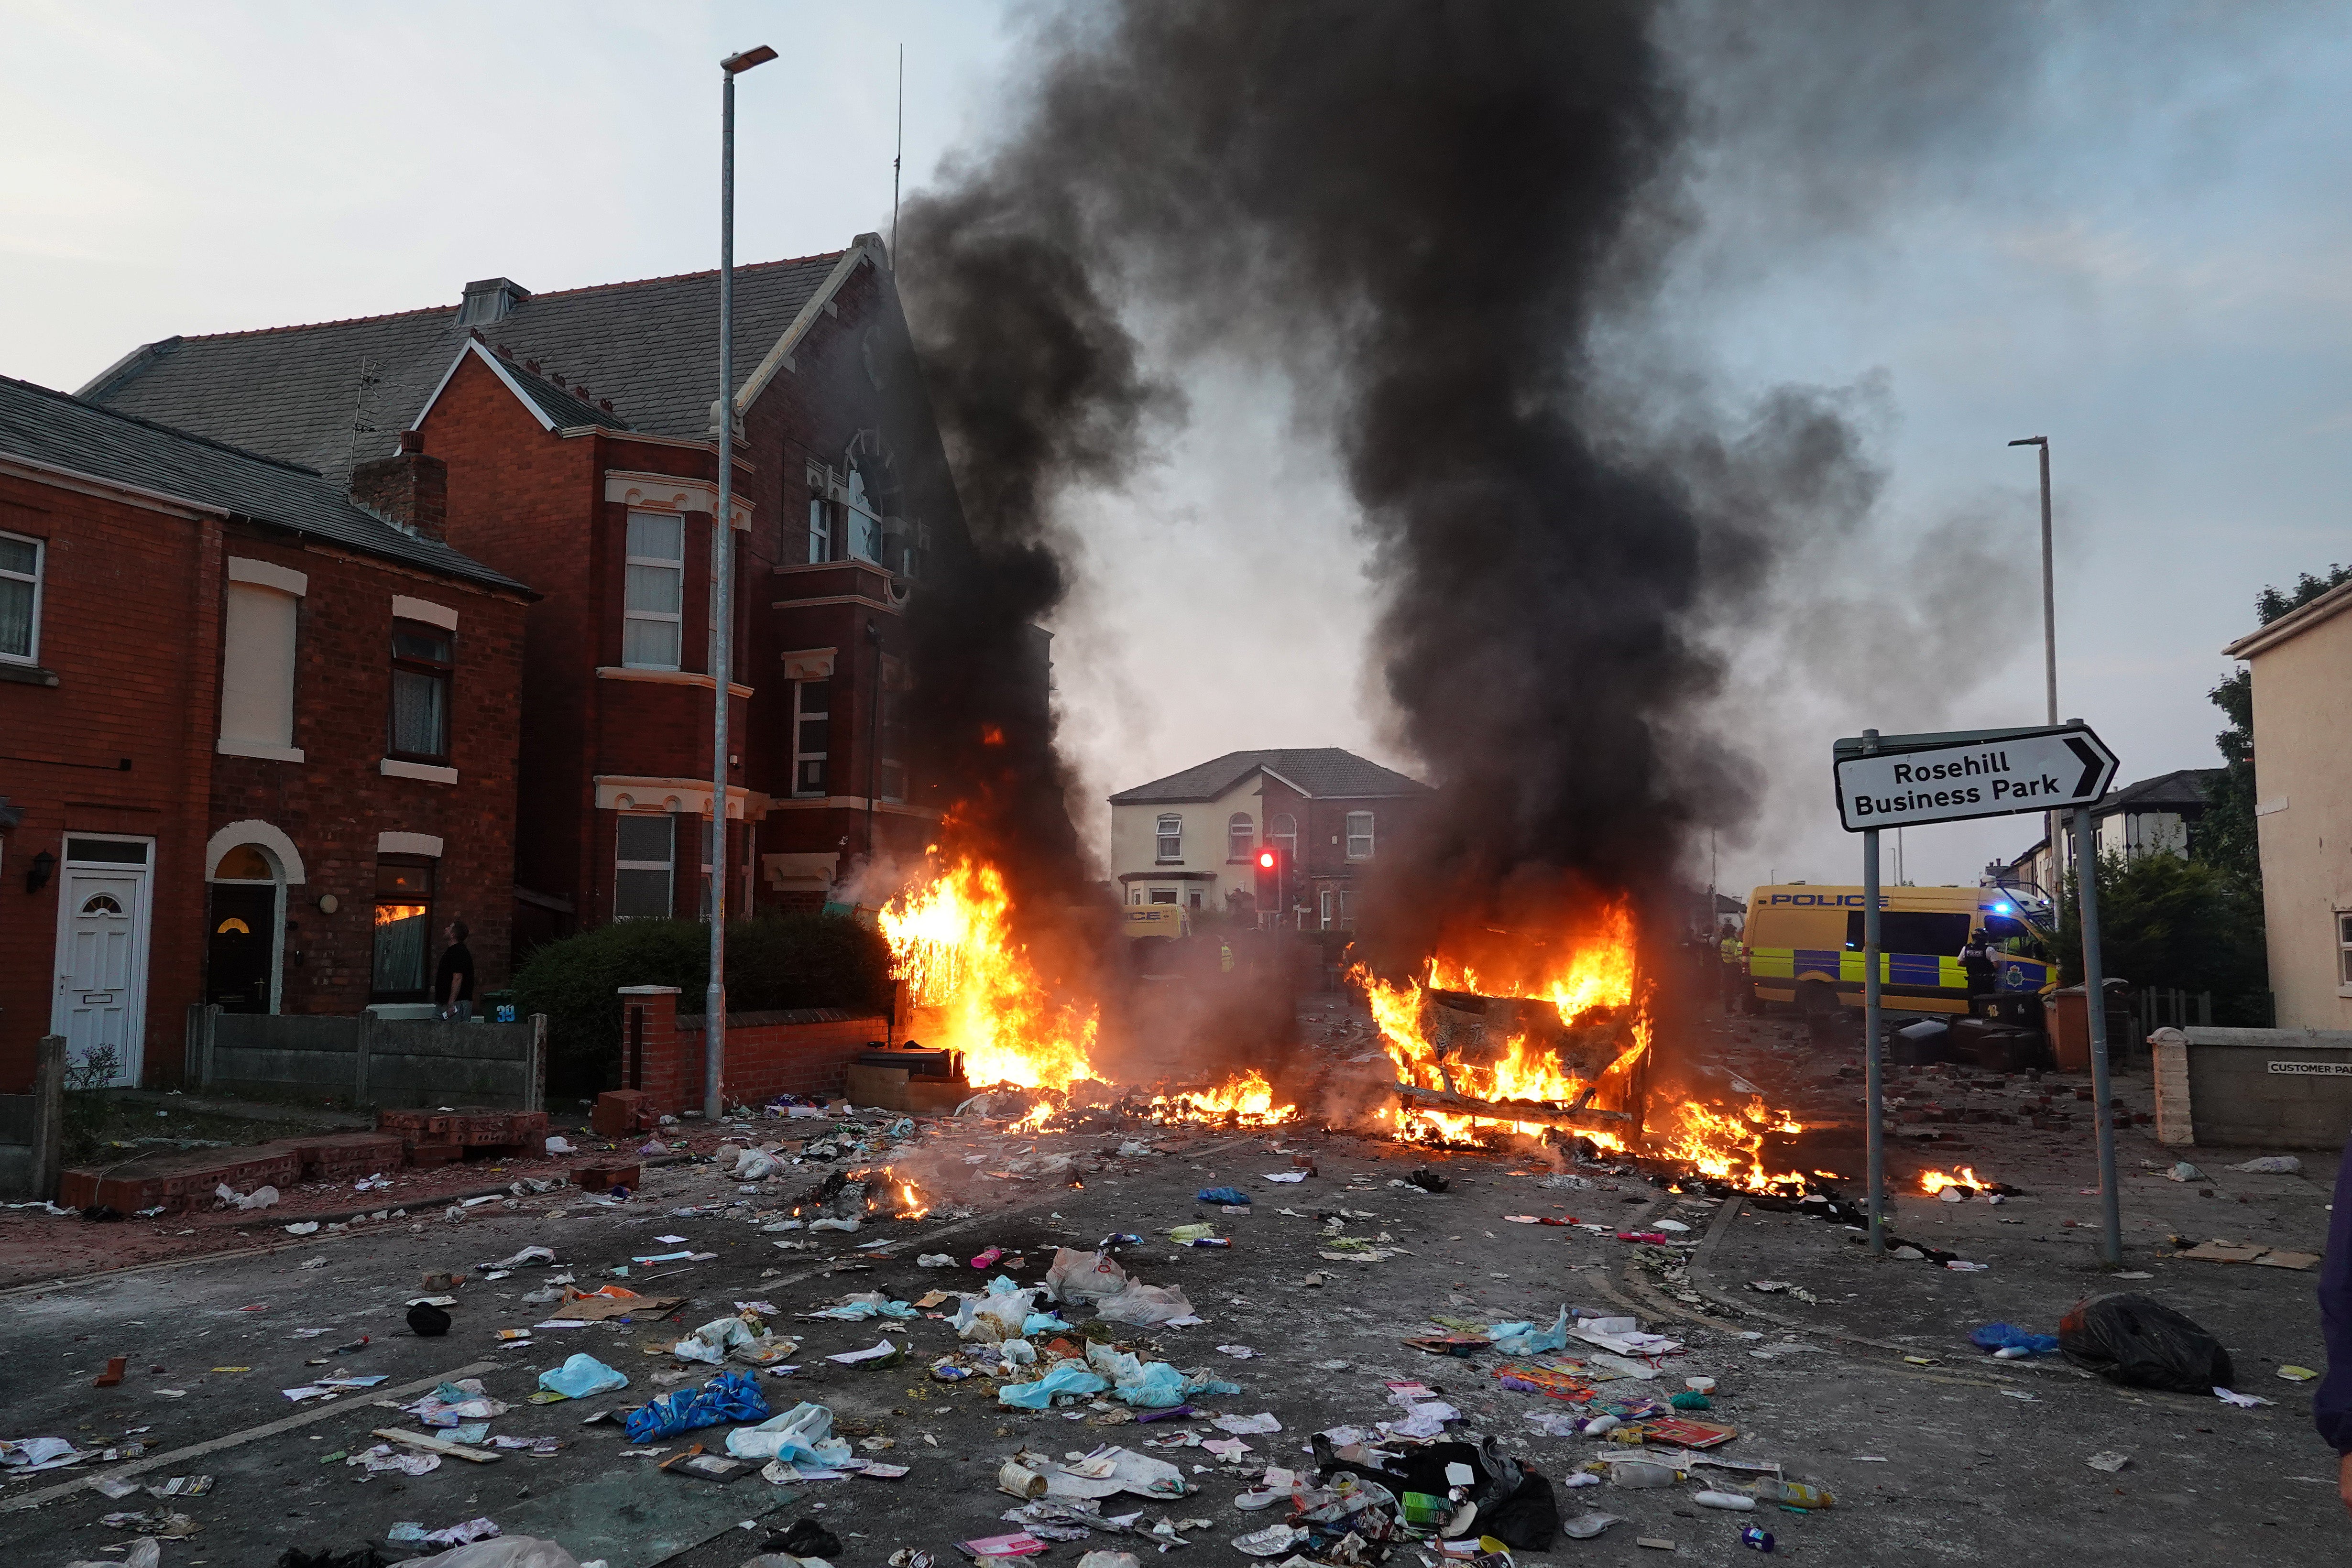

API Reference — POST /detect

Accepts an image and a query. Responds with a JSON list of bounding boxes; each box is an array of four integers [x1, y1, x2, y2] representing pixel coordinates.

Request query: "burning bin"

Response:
[[844, 1041, 969, 1114]]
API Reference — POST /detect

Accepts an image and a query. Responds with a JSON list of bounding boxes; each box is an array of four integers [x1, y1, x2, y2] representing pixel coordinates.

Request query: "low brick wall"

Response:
[[615, 987, 886, 1114], [2154, 1026, 2352, 1148]]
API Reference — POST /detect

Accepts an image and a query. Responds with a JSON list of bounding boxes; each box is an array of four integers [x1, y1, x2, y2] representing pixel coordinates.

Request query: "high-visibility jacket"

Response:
[[1719, 937, 1743, 966]]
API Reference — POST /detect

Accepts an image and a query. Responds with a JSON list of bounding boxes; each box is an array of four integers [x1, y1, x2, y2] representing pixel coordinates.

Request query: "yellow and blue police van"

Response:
[[1742, 882, 2051, 1030]]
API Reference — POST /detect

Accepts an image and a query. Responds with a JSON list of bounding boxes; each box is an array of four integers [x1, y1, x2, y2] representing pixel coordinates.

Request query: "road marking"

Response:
[[0, 1359, 497, 1512]]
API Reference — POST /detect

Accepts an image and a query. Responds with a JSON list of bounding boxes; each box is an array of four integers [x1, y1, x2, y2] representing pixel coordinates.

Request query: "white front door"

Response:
[[51, 837, 153, 1086]]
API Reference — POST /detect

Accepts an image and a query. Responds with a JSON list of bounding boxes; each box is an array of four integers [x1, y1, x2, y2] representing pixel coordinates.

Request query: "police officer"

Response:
[[1718, 920, 1746, 1012], [1960, 927, 1999, 1011]]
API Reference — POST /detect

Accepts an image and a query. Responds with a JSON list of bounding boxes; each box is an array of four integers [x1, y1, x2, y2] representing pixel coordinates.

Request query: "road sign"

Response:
[[1832, 722, 2118, 833]]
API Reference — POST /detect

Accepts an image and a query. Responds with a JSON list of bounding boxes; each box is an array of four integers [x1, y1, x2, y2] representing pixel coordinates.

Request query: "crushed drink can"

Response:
[[1184, 1236, 1232, 1248], [1741, 1525, 1774, 1552]]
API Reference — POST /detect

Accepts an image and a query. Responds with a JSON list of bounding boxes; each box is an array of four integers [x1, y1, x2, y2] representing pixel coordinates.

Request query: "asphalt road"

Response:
[[0, 1013, 2345, 1567]]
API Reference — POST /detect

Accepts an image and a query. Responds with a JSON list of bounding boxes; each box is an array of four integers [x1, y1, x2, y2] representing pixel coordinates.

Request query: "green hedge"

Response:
[[516, 912, 893, 1099]]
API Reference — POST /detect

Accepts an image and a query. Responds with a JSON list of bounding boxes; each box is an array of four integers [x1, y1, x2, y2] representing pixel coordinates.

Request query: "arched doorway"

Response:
[[208, 842, 281, 1013]]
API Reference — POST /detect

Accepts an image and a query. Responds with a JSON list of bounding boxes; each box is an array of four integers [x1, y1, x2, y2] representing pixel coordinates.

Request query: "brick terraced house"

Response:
[[81, 237, 973, 951], [1107, 748, 1434, 928], [0, 376, 530, 1089]]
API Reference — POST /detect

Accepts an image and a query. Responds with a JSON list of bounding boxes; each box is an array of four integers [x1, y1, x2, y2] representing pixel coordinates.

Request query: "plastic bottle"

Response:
[[1694, 1490, 1758, 1510], [1755, 1479, 1835, 1510]]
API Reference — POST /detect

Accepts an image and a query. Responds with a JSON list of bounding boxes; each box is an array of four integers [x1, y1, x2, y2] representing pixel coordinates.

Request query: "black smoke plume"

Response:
[[895, 3, 2030, 996]]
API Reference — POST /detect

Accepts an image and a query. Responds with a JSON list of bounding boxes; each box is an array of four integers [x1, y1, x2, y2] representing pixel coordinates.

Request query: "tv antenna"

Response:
[[346, 355, 383, 474]]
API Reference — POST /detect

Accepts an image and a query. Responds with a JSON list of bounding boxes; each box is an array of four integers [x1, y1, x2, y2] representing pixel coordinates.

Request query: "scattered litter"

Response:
[[2215, 1387, 2275, 1408], [536, 1355, 628, 1400], [2279, 1365, 2320, 1382], [1213, 1412, 1281, 1435], [2231, 1156, 2302, 1174], [2086, 1451, 2131, 1472], [386, 1517, 502, 1547]]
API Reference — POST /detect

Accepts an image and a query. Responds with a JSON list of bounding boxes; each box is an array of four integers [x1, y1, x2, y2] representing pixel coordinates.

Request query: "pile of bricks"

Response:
[[60, 1145, 306, 1215], [60, 1107, 553, 1214], [378, 1108, 548, 1167]]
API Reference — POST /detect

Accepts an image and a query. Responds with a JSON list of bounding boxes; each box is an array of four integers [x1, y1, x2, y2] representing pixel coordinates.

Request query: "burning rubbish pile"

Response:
[[864, 850, 1823, 1203]]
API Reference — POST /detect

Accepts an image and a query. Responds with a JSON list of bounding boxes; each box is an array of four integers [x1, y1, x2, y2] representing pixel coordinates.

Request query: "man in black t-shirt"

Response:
[[436, 920, 476, 1022]]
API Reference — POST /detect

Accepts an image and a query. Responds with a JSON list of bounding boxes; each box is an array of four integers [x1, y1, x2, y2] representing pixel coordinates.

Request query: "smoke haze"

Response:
[[895, 2, 2057, 973]]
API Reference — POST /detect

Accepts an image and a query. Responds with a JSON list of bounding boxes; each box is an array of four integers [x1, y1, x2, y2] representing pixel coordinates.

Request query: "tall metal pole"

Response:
[[703, 58, 737, 1123], [704, 44, 775, 1120], [1862, 731, 1886, 1255], [2073, 794, 2123, 1265], [2011, 436, 2058, 887]]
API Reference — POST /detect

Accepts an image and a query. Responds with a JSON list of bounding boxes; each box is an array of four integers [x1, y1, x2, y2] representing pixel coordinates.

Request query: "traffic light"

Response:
[[1254, 845, 1281, 912]]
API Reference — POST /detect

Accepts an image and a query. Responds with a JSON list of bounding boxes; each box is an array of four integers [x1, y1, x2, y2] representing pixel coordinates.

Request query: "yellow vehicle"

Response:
[[1122, 904, 1192, 939], [1743, 882, 2051, 1031]]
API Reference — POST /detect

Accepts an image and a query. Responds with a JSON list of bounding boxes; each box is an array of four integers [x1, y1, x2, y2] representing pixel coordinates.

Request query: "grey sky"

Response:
[[5, 2, 2344, 903]]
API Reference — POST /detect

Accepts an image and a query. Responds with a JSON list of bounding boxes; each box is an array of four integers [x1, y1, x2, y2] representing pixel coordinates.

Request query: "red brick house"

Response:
[[82, 237, 970, 950], [0, 375, 529, 1090], [1107, 749, 1434, 928]]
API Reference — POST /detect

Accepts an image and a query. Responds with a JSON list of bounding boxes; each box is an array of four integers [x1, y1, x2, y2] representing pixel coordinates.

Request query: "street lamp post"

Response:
[[2008, 436, 2057, 886], [704, 43, 777, 1123]]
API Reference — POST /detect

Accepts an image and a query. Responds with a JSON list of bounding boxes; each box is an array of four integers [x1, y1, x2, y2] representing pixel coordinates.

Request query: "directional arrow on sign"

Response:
[[1831, 722, 2119, 834]]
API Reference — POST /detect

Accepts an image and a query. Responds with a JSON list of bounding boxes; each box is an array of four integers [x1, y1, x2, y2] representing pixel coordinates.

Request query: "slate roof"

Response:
[[1108, 748, 1433, 805], [79, 251, 851, 486], [0, 374, 527, 593], [2095, 767, 2222, 815]]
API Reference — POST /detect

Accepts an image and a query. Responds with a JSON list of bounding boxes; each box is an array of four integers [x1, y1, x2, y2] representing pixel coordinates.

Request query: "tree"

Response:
[[2054, 850, 2268, 1024]]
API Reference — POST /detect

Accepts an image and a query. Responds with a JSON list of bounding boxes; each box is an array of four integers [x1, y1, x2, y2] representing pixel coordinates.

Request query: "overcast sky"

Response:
[[5, 2, 2346, 900]]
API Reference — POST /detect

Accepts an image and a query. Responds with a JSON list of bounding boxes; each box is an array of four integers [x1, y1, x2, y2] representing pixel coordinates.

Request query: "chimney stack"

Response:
[[351, 430, 449, 543]]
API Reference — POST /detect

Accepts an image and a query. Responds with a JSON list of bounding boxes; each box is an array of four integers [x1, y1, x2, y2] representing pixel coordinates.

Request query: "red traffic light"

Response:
[[1257, 849, 1276, 870]]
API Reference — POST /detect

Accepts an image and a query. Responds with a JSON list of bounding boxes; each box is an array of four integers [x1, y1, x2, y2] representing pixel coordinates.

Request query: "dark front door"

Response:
[[207, 884, 277, 1013]]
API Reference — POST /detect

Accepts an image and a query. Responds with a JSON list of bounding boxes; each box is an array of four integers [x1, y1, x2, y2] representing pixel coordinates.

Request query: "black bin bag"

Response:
[[2059, 1292, 2234, 1393]]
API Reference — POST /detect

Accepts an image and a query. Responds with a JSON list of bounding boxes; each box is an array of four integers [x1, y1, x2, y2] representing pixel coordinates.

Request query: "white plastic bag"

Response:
[[1044, 1246, 1129, 1303], [1094, 1280, 1196, 1328]]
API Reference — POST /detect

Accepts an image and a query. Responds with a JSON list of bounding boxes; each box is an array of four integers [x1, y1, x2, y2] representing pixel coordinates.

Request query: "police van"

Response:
[[1742, 882, 2051, 1032]]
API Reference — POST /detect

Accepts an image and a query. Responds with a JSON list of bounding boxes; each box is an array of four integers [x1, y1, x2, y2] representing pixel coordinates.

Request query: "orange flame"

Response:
[[1920, 1166, 1986, 1194], [1149, 1068, 1295, 1126], [1357, 902, 1805, 1190], [879, 859, 1098, 1090]]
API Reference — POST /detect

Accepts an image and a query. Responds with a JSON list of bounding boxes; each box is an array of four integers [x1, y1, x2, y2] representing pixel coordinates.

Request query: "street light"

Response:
[[2008, 435, 2057, 889], [704, 42, 775, 1122]]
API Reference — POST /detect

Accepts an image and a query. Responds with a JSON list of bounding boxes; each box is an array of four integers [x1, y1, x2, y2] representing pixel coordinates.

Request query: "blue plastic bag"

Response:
[[1197, 1187, 1251, 1206], [627, 1369, 771, 1443], [996, 1362, 1109, 1410], [1491, 1306, 1570, 1356], [1970, 1322, 2060, 1355], [537, 1354, 629, 1400]]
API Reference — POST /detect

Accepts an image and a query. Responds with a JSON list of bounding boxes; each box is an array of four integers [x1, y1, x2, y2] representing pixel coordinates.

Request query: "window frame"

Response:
[[622, 510, 686, 671], [808, 496, 834, 564], [0, 528, 42, 666], [614, 813, 678, 920], [792, 678, 831, 798], [1345, 810, 1375, 860], [1269, 812, 1297, 862], [386, 617, 455, 763], [369, 855, 436, 1002], [1226, 813, 1255, 863], [2339, 912, 2352, 987], [1155, 814, 1184, 864]]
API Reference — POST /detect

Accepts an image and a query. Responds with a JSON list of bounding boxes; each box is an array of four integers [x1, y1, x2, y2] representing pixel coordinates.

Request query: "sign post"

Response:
[[1860, 731, 1886, 1254], [1833, 721, 2120, 1265], [2072, 803, 2123, 1264]]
